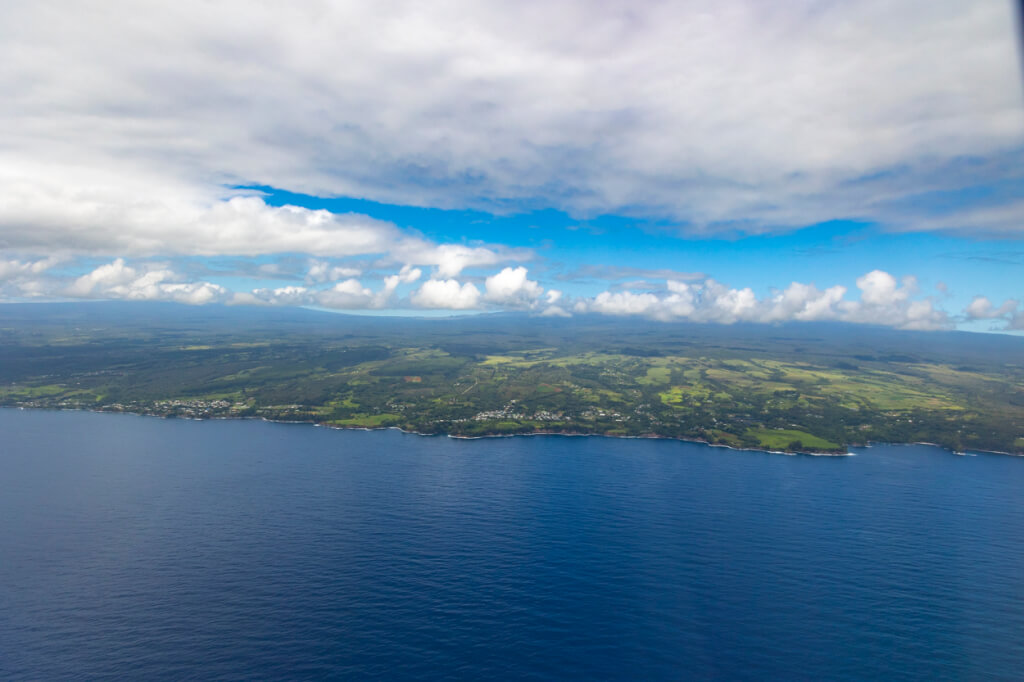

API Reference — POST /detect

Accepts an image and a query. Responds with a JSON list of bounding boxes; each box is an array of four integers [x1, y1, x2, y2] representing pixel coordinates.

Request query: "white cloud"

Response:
[[890, 200, 1024, 237], [391, 243, 530, 278], [701, 280, 758, 323], [0, 257, 60, 279], [66, 259, 228, 304], [963, 295, 1021, 330], [306, 260, 362, 284], [965, 295, 1018, 320], [316, 279, 376, 309], [0, 0, 1018, 243], [900, 300, 949, 331], [375, 265, 423, 307], [248, 285, 311, 307], [410, 278, 481, 310], [245, 266, 424, 309], [0, 165, 530, 279], [483, 266, 544, 306], [158, 281, 229, 306], [763, 282, 848, 323], [0, 164, 397, 257], [540, 305, 571, 318], [855, 270, 912, 306], [575, 270, 952, 330], [837, 271, 945, 329], [966, 296, 992, 319], [581, 291, 662, 317], [68, 259, 146, 297], [0, 256, 64, 298], [3, 256, 969, 334]]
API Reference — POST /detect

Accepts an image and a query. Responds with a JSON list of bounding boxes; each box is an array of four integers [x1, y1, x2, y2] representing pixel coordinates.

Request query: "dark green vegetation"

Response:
[[2, 303, 1023, 454]]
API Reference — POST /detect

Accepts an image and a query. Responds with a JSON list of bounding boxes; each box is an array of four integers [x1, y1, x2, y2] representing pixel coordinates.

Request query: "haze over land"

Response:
[[0, 1, 1022, 334]]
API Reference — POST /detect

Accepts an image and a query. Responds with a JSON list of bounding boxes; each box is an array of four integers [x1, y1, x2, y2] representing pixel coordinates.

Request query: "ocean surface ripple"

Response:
[[1, 409, 1022, 680]]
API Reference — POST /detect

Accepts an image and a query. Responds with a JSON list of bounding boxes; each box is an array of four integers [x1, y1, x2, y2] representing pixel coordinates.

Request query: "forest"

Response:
[[2, 302, 1023, 454]]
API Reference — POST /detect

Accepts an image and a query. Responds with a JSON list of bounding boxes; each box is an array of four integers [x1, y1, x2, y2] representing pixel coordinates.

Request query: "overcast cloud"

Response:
[[2, 0, 1021, 244], [0, 1, 1020, 330]]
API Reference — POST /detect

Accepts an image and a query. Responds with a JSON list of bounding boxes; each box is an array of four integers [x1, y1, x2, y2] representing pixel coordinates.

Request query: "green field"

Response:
[[2, 305, 1022, 455], [326, 413, 402, 427], [746, 428, 840, 451]]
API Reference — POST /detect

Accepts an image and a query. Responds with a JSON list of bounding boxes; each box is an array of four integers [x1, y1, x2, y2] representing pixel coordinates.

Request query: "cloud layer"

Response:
[[965, 295, 1023, 330], [2, 257, 976, 331], [0, 2, 1019, 335], [575, 270, 951, 330], [2, 0, 1021, 249]]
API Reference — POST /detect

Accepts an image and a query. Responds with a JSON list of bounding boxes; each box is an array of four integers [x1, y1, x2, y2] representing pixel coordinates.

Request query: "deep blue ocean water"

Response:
[[1, 409, 1022, 680]]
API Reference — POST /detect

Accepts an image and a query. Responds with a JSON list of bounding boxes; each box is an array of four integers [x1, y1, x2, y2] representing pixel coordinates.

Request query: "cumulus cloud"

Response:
[[410, 279, 482, 310], [540, 305, 571, 318], [762, 282, 848, 323], [246, 285, 311, 307], [0, 257, 60, 279], [401, 266, 552, 311], [2, 0, 1020, 328], [574, 270, 952, 330], [157, 282, 229, 306], [964, 295, 1018, 320], [829, 271, 931, 329], [245, 280, 382, 309], [0, 165, 529, 277], [390, 243, 530, 278], [0, 256, 64, 298], [855, 271, 913, 306], [483, 266, 544, 306], [244, 264, 425, 310], [0, 166, 394, 257], [67, 259, 228, 305], [317, 279, 377, 309], [0, 0, 1019, 245], [3, 256, 968, 333], [306, 260, 362, 284], [378, 265, 423, 302], [582, 291, 662, 318], [962, 295, 1021, 330]]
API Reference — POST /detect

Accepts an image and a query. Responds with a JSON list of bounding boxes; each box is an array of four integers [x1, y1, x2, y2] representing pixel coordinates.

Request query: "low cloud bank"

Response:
[[2, 258, 979, 332], [574, 270, 951, 331], [964, 295, 1023, 330]]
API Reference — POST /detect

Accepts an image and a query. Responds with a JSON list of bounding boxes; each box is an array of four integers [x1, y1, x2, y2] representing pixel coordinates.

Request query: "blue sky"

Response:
[[0, 1, 1022, 332], [233, 186, 1020, 329]]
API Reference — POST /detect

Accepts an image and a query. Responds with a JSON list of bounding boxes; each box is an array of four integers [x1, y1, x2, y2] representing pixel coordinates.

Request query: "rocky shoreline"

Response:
[[7, 403, 1021, 458]]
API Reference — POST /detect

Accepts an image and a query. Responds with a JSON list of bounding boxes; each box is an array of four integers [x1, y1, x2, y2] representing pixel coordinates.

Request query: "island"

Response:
[[2, 303, 1022, 455]]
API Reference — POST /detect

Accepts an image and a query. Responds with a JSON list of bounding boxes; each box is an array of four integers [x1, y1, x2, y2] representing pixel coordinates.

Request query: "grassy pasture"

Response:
[[746, 428, 841, 451], [326, 413, 401, 427], [637, 366, 671, 385], [660, 384, 714, 406], [3, 307, 1021, 454]]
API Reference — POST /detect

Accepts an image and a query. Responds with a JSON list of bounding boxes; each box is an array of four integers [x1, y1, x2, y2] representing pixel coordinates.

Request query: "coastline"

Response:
[[5, 404, 1021, 458]]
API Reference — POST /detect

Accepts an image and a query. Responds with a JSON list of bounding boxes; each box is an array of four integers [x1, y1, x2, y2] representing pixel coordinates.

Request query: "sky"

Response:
[[1, 1, 1022, 333]]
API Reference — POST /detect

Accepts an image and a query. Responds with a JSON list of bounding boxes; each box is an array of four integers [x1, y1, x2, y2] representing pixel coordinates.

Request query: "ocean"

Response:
[[1, 408, 1022, 680]]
